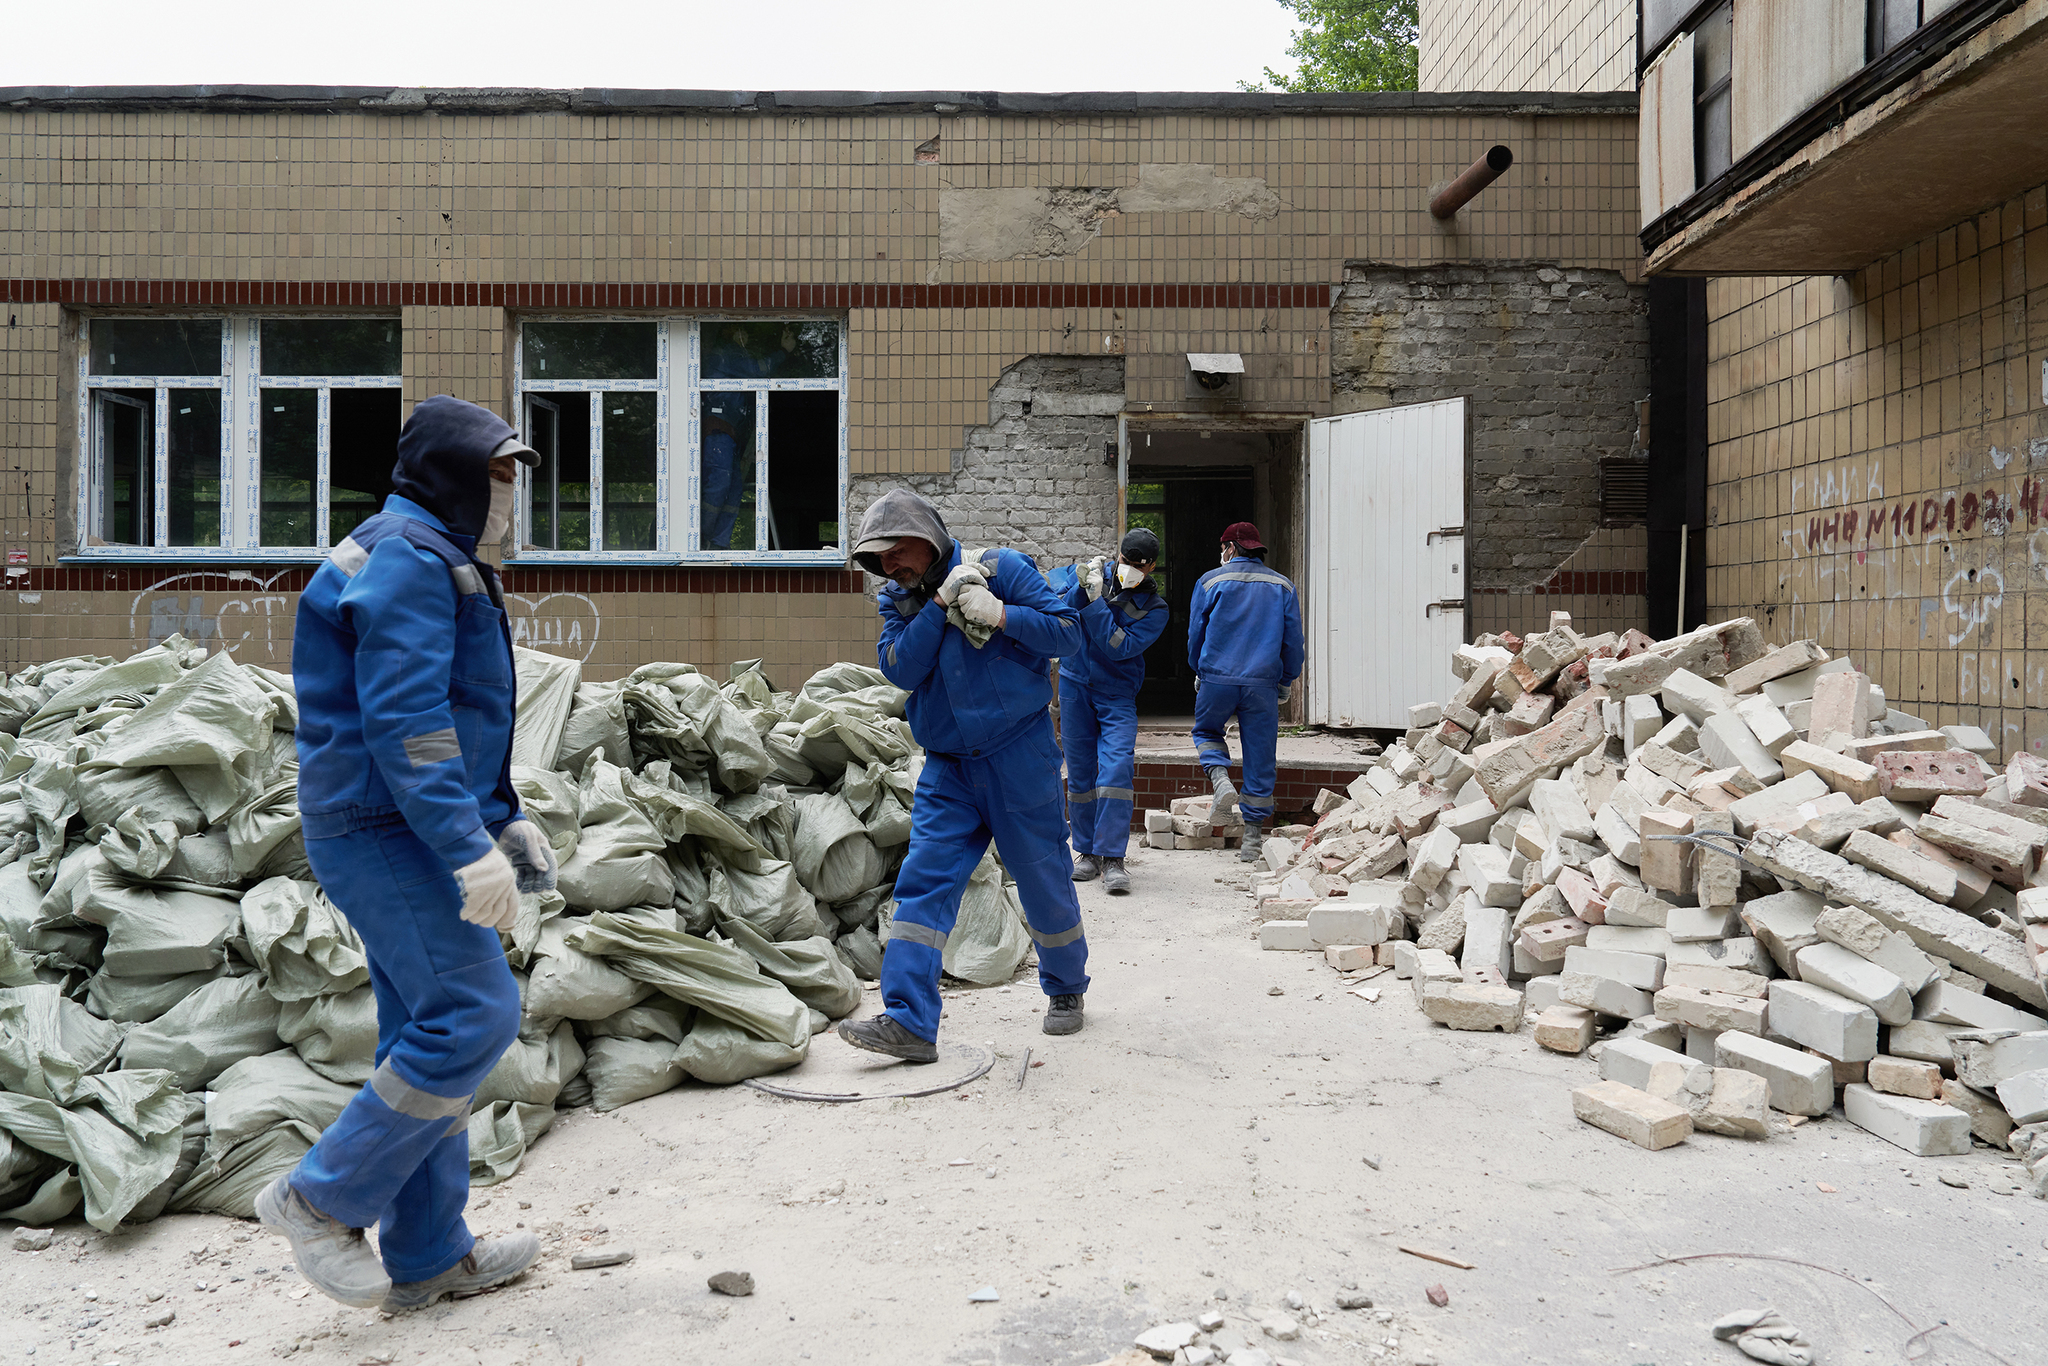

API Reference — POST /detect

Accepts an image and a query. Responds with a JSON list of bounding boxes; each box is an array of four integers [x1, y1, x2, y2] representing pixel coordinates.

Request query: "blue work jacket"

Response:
[[1187, 555, 1304, 688], [876, 541, 1081, 758], [1046, 564, 1170, 699], [293, 495, 521, 869]]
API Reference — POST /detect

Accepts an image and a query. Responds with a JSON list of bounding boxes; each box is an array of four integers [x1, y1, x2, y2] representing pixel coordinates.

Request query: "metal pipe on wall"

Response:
[[1429, 145, 1515, 219]]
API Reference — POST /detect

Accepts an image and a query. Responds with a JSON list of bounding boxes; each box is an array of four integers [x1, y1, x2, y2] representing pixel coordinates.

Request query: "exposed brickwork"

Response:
[[1331, 262, 1651, 594], [1129, 759, 1374, 827]]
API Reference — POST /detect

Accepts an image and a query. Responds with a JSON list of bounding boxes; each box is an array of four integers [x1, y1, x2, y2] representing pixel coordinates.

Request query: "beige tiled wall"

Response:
[[1, 98, 1642, 674], [1421, 0, 1638, 93], [1705, 182, 2048, 759]]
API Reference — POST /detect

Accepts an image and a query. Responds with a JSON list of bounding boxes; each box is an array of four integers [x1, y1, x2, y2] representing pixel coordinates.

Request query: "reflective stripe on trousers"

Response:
[[1191, 680, 1281, 825], [1059, 674, 1139, 858], [880, 713, 1089, 1041]]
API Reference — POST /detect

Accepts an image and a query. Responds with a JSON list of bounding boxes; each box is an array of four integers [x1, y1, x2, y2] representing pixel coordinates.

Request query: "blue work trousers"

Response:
[[882, 715, 1090, 1041], [289, 813, 523, 1284], [1059, 675, 1137, 859], [1192, 681, 1281, 825]]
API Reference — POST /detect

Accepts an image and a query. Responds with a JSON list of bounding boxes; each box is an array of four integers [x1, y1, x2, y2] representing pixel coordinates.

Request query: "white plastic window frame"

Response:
[[510, 316, 848, 566], [71, 315, 402, 560]]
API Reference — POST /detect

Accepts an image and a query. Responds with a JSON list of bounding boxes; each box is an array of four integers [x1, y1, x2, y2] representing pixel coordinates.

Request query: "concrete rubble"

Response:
[[1236, 614, 2048, 1180]]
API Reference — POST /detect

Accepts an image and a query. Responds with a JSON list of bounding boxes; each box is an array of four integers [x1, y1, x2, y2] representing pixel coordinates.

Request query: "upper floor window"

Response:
[[79, 316, 400, 556], [514, 317, 846, 564]]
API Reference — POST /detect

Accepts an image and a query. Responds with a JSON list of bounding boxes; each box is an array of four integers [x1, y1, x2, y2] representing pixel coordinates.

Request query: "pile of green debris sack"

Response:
[[0, 638, 1034, 1232]]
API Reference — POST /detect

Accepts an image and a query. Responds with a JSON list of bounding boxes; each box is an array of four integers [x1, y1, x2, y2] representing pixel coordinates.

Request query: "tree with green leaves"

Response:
[[1243, 0, 1420, 93]]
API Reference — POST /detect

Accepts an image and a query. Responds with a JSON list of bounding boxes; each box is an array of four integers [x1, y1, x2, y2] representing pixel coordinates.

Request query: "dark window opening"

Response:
[[90, 319, 221, 377], [167, 390, 221, 548], [329, 389, 400, 543], [263, 319, 401, 377], [767, 391, 840, 552], [522, 321, 658, 381], [261, 389, 318, 548]]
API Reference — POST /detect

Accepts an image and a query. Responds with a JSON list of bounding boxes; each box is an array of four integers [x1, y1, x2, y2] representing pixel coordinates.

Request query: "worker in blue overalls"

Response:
[[1187, 521, 1304, 861], [839, 488, 1092, 1060], [261, 395, 558, 1313], [1049, 528, 1169, 895]]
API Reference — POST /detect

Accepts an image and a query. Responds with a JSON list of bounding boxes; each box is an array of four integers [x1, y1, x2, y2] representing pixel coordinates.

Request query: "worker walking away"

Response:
[[1048, 528, 1169, 894], [1187, 521, 1303, 861], [838, 489, 1092, 1060], [261, 395, 559, 1313]]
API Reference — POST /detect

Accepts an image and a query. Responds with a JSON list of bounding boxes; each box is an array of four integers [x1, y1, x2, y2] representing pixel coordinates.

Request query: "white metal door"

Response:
[[1307, 399, 1466, 728]]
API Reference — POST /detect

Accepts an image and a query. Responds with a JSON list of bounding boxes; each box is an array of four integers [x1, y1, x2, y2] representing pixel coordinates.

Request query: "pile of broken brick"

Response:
[[1246, 614, 2048, 1191]]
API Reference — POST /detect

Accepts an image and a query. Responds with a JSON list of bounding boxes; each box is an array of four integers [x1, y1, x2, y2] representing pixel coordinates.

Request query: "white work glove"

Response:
[[1082, 556, 1107, 603], [454, 846, 520, 930], [955, 582, 1006, 630], [936, 564, 987, 607], [497, 819, 558, 894]]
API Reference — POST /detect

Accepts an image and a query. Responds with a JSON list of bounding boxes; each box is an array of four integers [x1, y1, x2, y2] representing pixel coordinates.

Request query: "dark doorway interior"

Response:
[[1128, 466, 1257, 715]]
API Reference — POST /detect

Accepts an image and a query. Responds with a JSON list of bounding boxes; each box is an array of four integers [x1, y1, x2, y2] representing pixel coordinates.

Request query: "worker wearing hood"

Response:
[[839, 488, 1093, 1058], [1047, 527, 1169, 894], [266, 395, 557, 1314]]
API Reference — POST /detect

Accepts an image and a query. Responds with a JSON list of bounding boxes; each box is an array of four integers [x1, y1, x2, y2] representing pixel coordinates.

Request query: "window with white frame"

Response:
[[514, 317, 846, 562], [79, 316, 402, 555]]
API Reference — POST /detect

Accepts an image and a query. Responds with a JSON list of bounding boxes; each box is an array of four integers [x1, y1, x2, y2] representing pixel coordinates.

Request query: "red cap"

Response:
[[1220, 521, 1264, 552]]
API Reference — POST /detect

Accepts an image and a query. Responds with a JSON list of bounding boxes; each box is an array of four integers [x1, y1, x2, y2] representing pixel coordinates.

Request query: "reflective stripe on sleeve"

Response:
[[403, 728, 462, 768], [330, 537, 369, 577]]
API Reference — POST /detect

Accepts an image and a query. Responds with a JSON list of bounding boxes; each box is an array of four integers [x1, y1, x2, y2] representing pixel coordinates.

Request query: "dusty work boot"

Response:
[[255, 1175, 392, 1309], [1236, 821, 1266, 863], [1071, 853, 1100, 882], [1206, 766, 1241, 819], [1043, 994, 1085, 1035], [381, 1232, 542, 1313], [837, 1013, 939, 1063], [1101, 859, 1130, 895]]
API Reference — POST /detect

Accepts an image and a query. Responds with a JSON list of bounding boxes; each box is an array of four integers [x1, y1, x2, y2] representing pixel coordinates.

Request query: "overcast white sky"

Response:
[[1, 0, 1304, 93]]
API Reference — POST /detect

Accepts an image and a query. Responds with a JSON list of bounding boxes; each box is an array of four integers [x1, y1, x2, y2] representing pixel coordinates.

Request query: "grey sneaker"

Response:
[[837, 1013, 939, 1063], [255, 1175, 391, 1309], [1071, 854, 1101, 882], [1207, 766, 1241, 819], [1101, 859, 1130, 894], [1237, 822, 1266, 862], [381, 1232, 541, 1313], [1043, 994, 1085, 1035]]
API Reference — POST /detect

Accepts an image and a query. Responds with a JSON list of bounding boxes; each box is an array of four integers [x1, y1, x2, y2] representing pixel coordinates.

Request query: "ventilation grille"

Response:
[[1600, 458, 1650, 526]]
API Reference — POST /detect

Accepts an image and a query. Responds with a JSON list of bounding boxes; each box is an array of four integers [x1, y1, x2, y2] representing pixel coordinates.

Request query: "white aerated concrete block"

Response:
[[1586, 925, 1672, 958], [1842, 1083, 1972, 1156], [1600, 1035, 1710, 1094], [1914, 980, 2047, 1032], [1795, 942, 1914, 1026], [1995, 1068, 2048, 1125], [1559, 971, 1656, 1019], [1307, 903, 1393, 948], [1768, 980, 1878, 1062], [1666, 905, 1742, 942], [1259, 921, 1314, 952], [1524, 976, 1565, 1013], [1734, 694, 1797, 756], [1563, 945, 1665, 992], [1661, 668, 1733, 724], [1461, 903, 1513, 979], [1666, 937, 1775, 977], [1713, 1031, 1835, 1115], [1699, 712, 1784, 786]]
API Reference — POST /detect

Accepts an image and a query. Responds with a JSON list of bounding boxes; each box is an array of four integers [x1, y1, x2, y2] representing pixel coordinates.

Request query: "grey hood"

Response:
[[851, 489, 953, 586]]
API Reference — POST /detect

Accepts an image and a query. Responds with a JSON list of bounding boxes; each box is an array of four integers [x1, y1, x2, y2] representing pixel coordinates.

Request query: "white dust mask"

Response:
[[482, 478, 515, 542], [1116, 562, 1145, 589]]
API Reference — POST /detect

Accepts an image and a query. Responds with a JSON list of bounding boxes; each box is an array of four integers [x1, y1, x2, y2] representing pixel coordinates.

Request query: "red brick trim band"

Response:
[[2, 279, 1335, 312], [1128, 759, 1375, 826], [19, 564, 866, 594], [1471, 571, 1648, 596]]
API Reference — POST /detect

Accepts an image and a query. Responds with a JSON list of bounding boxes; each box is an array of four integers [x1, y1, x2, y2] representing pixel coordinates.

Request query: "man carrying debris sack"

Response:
[[260, 395, 559, 1313], [839, 488, 1093, 1058], [1188, 521, 1303, 862], [1048, 528, 1170, 895]]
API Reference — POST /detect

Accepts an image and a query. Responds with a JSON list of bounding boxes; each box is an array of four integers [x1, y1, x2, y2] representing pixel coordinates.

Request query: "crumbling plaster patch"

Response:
[[940, 164, 1281, 262]]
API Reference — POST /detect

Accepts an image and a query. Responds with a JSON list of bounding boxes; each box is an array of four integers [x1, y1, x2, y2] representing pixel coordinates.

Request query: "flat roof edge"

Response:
[[0, 85, 1640, 117]]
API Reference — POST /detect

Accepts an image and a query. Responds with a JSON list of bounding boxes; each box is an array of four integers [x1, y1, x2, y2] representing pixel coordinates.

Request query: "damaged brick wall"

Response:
[[849, 355, 1125, 573], [1331, 262, 1650, 592]]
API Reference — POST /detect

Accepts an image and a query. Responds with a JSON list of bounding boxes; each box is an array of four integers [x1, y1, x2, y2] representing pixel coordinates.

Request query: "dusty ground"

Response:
[[4, 847, 2041, 1366]]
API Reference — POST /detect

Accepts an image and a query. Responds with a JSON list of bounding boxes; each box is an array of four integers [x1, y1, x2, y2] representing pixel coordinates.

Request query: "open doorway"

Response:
[[1126, 422, 1301, 718]]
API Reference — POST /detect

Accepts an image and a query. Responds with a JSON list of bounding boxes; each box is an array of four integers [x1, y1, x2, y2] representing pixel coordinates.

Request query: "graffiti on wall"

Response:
[[1768, 427, 2048, 751], [128, 573, 604, 665]]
